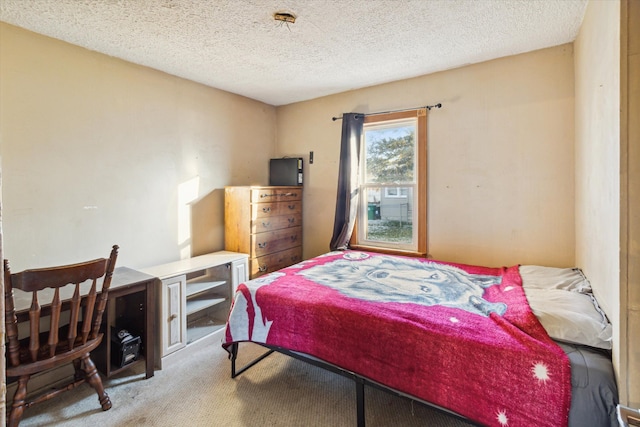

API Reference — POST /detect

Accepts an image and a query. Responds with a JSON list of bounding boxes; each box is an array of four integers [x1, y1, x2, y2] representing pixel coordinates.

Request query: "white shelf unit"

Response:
[[142, 251, 248, 369]]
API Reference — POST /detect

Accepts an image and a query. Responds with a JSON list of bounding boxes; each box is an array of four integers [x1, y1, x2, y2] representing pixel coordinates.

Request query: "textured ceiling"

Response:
[[0, 0, 587, 106]]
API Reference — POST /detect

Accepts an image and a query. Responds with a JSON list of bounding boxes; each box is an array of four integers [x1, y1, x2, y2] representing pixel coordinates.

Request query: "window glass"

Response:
[[358, 118, 417, 251]]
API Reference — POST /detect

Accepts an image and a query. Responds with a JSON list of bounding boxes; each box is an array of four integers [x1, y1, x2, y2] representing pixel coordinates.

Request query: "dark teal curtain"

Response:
[[329, 113, 364, 251]]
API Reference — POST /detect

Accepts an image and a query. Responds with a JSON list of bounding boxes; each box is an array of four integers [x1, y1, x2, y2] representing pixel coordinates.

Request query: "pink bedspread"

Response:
[[223, 251, 571, 427]]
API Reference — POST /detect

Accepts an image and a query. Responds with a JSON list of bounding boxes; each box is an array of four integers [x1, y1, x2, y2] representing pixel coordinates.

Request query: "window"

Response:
[[351, 109, 427, 256]]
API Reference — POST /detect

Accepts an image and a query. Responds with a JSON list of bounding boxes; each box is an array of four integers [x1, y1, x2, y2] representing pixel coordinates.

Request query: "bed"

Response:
[[222, 250, 618, 427]]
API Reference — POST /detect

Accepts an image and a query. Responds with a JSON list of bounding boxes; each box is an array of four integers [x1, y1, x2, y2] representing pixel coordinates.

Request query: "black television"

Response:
[[269, 157, 303, 186]]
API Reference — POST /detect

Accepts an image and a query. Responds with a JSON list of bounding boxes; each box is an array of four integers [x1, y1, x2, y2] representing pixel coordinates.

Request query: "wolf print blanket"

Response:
[[223, 251, 571, 427]]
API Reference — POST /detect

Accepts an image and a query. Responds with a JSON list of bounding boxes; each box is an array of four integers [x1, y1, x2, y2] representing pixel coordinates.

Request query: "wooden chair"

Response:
[[4, 245, 119, 427]]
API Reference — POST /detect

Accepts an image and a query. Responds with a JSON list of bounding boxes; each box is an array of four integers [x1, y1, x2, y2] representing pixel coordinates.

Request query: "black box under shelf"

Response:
[[111, 329, 142, 368]]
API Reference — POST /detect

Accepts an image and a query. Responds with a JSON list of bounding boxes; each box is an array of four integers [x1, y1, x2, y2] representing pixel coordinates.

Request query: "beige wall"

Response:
[[623, 0, 640, 407], [574, 0, 620, 342], [574, 0, 639, 406], [0, 23, 276, 270], [277, 44, 576, 268]]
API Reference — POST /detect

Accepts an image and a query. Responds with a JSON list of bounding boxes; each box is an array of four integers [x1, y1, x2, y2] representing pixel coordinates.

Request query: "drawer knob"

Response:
[[258, 265, 268, 272], [262, 207, 271, 213], [262, 221, 270, 227], [288, 204, 295, 210], [290, 235, 297, 242], [258, 242, 268, 249], [288, 218, 295, 224]]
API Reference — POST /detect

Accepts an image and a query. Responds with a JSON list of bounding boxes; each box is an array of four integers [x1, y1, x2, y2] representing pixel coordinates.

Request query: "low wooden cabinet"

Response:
[[142, 251, 248, 369], [96, 267, 157, 379], [225, 186, 303, 279]]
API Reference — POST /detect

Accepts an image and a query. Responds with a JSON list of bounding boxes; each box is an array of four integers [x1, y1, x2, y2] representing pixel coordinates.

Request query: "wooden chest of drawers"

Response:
[[224, 186, 303, 279]]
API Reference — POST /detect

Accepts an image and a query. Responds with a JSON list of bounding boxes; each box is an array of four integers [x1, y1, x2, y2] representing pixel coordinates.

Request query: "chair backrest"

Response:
[[4, 245, 119, 368]]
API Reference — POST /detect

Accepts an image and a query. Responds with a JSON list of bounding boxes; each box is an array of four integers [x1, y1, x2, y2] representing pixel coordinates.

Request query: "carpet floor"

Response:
[[14, 341, 477, 426]]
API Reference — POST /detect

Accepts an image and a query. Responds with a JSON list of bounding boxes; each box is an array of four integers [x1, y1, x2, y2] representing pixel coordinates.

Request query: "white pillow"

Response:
[[524, 287, 612, 350], [520, 265, 591, 293]]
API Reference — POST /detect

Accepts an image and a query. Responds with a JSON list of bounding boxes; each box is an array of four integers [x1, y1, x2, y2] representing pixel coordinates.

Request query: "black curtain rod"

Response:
[[331, 103, 442, 121]]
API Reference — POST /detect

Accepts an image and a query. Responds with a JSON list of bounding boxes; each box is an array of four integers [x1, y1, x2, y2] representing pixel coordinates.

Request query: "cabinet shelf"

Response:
[[186, 279, 226, 298], [186, 313, 226, 345], [108, 356, 146, 377], [186, 295, 226, 316]]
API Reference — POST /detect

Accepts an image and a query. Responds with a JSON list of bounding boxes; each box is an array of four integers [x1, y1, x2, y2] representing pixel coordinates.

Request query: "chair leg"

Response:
[[79, 353, 112, 411], [72, 358, 84, 382], [8, 375, 29, 427]]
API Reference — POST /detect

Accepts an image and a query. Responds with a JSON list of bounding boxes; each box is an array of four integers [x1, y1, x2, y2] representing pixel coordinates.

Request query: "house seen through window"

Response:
[[352, 109, 427, 255]]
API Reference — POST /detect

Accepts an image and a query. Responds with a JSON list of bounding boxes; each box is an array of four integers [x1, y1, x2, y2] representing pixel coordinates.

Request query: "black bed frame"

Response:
[[227, 342, 478, 427]]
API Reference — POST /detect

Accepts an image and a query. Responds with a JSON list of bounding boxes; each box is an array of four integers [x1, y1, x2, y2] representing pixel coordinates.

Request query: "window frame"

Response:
[[350, 108, 428, 257]]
